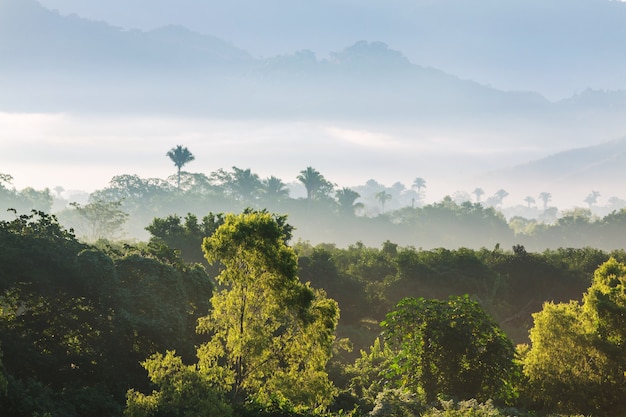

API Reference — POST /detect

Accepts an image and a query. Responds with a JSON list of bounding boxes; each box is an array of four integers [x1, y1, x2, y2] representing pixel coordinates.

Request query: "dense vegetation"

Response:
[[3, 167, 626, 251], [2, 207, 626, 417]]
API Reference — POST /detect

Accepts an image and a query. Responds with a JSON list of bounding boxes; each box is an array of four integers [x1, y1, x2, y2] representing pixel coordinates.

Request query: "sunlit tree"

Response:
[[166, 145, 195, 190]]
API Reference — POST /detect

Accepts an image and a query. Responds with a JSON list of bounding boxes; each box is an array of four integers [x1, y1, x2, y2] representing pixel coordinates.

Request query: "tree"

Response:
[[166, 145, 195, 190], [197, 210, 338, 409], [335, 187, 363, 216], [584, 190, 601, 209], [262, 176, 290, 201], [70, 199, 129, 241], [472, 188, 485, 203], [375, 190, 392, 214], [297, 167, 334, 201], [381, 296, 518, 403], [524, 196, 535, 208], [538, 192, 551, 210], [522, 258, 626, 415], [412, 177, 426, 194]]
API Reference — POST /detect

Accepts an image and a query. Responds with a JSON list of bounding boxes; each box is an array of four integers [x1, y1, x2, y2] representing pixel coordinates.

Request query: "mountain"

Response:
[[35, 0, 626, 99], [1, 0, 625, 151]]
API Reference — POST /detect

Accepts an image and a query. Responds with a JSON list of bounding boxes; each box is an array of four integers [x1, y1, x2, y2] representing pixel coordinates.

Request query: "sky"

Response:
[[2, 0, 626, 210]]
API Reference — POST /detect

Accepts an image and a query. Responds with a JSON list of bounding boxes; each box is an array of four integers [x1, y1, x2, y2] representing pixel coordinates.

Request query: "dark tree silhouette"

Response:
[[297, 167, 333, 200], [335, 187, 363, 215], [167, 145, 195, 190], [472, 187, 485, 203], [539, 192, 552, 210]]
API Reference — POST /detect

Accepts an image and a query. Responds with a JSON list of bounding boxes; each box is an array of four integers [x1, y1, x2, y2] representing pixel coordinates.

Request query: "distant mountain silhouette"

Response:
[[0, 0, 625, 133], [488, 137, 626, 188]]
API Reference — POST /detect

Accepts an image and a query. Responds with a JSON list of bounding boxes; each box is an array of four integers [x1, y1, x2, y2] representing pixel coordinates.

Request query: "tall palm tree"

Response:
[[167, 145, 195, 190], [335, 187, 363, 215], [412, 177, 426, 194], [375, 190, 392, 214], [524, 196, 536, 208], [297, 167, 333, 200], [472, 188, 485, 203], [538, 192, 552, 210]]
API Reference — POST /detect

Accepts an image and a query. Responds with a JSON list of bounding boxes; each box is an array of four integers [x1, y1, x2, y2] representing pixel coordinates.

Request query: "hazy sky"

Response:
[[2, 0, 625, 211]]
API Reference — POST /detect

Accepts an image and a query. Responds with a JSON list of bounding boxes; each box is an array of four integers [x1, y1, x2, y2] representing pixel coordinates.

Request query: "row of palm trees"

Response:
[[166, 145, 588, 213]]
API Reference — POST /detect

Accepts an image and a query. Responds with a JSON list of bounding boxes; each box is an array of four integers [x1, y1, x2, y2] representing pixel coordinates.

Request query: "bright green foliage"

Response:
[[125, 351, 231, 417], [523, 257, 626, 415], [346, 338, 396, 407], [198, 210, 339, 409], [381, 295, 518, 403]]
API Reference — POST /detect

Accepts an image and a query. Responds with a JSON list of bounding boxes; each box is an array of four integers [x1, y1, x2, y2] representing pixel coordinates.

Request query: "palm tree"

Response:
[[524, 196, 536, 208], [263, 176, 290, 201], [375, 190, 392, 214], [231, 167, 261, 201], [297, 167, 333, 200], [472, 188, 485, 203], [584, 190, 601, 209], [412, 177, 426, 194], [335, 187, 363, 215], [538, 192, 552, 210], [166, 145, 195, 190]]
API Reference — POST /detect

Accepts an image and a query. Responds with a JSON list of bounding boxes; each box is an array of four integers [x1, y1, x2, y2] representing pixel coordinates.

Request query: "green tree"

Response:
[[381, 295, 518, 404], [166, 145, 195, 190], [197, 210, 339, 409], [297, 167, 334, 201], [125, 351, 231, 417], [522, 258, 626, 415]]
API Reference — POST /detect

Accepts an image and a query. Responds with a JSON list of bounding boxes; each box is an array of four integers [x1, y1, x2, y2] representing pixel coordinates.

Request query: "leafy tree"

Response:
[[69, 199, 129, 241], [197, 210, 339, 409], [375, 190, 392, 214], [297, 167, 334, 201], [522, 258, 626, 415], [166, 145, 195, 190], [381, 295, 518, 404], [124, 351, 231, 417]]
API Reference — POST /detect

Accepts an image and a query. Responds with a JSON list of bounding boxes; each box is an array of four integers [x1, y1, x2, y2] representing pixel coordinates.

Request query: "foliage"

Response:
[[522, 257, 626, 416], [124, 351, 231, 417], [69, 199, 129, 241], [298, 167, 334, 201], [197, 210, 339, 409], [167, 145, 195, 189], [0, 210, 214, 417], [381, 295, 518, 404]]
